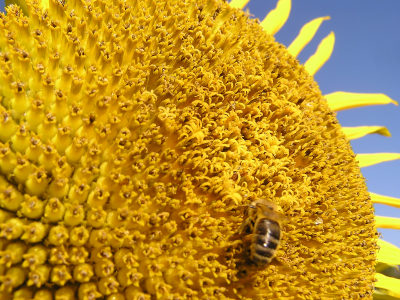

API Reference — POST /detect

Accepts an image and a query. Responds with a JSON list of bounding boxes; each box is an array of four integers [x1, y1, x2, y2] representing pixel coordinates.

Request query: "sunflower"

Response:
[[0, 0, 399, 299]]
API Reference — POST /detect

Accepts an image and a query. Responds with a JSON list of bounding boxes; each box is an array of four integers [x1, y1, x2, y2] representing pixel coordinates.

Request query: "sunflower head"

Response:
[[0, 0, 387, 299]]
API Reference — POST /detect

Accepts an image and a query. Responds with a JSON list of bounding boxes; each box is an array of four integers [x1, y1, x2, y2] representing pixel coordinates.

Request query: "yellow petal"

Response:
[[303, 32, 335, 76], [288, 16, 330, 58], [375, 273, 400, 298], [229, 0, 250, 10], [371, 192, 400, 208], [375, 216, 400, 229], [325, 92, 398, 111], [377, 240, 400, 266], [356, 153, 400, 168], [342, 126, 391, 140], [260, 0, 291, 36], [375, 262, 398, 274]]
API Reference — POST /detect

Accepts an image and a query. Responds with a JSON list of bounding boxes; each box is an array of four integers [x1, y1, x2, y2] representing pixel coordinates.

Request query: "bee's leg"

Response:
[[239, 217, 253, 235]]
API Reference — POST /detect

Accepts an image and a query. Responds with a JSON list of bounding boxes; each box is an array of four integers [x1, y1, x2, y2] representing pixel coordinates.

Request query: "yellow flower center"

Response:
[[0, 0, 377, 298]]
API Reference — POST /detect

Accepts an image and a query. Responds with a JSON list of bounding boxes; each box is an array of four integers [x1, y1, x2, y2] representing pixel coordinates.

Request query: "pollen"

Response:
[[0, 0, 377, 299]]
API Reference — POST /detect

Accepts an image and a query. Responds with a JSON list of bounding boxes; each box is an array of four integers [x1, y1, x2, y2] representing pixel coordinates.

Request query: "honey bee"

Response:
[[240, 199, 282, 265]]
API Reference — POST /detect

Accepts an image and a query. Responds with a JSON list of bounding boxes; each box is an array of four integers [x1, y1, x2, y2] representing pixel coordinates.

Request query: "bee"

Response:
[[240, 199, 282, 265]]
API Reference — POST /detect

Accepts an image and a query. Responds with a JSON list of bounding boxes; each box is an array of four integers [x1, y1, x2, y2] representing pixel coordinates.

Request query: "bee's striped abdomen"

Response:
[[250, 218, 281, 265]]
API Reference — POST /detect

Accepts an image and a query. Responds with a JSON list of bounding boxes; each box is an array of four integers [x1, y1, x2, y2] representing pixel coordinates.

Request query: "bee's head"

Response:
[[245, 199, 278, 218]]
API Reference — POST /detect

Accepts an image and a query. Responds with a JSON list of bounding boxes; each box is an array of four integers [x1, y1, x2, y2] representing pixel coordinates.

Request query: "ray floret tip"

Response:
[[325, 92, 398, 111], [260, 0, 291, 36], [356, 153, 400, 168], [370, 192, 400, 208], [342, 126, 391, 140], [288, 16, 330, 58], [304, 31, 335, 76], [229, 0, 250, 10]]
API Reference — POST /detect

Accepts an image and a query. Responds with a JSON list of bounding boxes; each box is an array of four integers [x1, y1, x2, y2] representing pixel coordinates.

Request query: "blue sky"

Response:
[[0, 0, 399, 247]]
